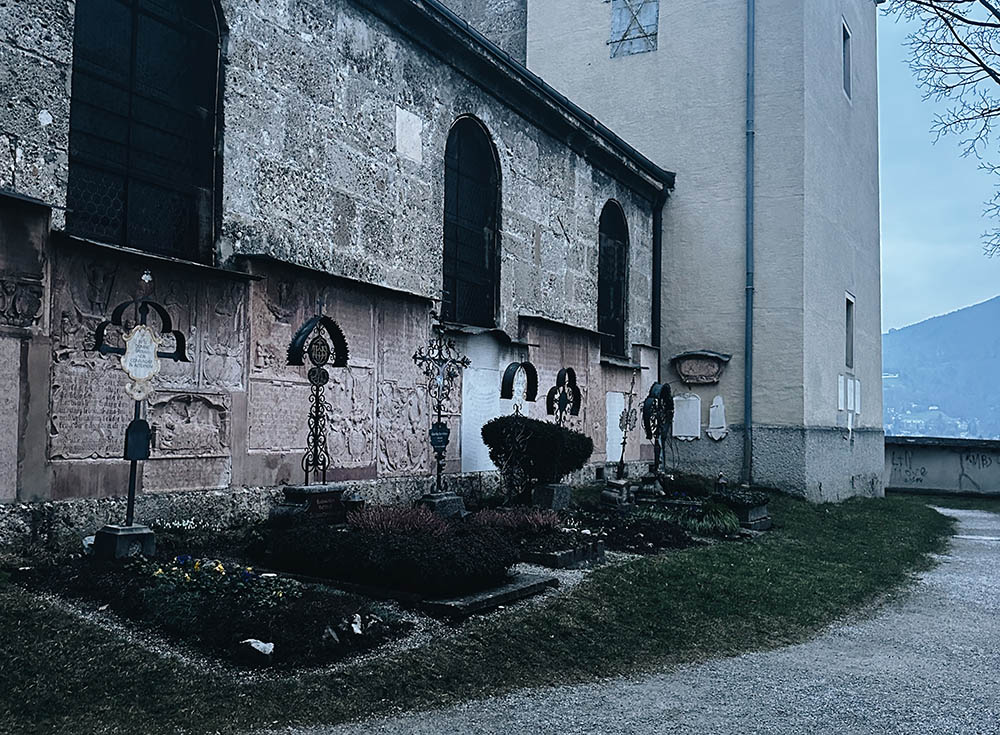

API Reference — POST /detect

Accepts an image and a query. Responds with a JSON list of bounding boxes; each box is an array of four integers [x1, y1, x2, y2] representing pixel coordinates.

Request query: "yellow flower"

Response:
[[194, 560, 201, 571], [153, 568, 163, 576], [184, 573, 191, 582], [277, 591, 283, 597], [217, 564, 225, 574]]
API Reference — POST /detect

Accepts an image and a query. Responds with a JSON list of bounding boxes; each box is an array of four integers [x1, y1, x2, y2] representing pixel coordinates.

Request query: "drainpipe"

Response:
[[651, 189, 667, 350], [743, 0, 756, 486]]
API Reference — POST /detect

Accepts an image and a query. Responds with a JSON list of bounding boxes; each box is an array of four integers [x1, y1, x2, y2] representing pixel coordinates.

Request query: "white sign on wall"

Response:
[[672, 393, 701, 441], [606, 391, 625, 459]]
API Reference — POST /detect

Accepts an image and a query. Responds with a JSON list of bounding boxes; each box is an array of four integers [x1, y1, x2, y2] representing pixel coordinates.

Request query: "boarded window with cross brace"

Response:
[[609, 0, 659, 58]]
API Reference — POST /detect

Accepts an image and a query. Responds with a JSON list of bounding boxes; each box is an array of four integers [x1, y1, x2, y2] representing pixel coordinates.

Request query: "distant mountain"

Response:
[[883, 295, 1000, 438]]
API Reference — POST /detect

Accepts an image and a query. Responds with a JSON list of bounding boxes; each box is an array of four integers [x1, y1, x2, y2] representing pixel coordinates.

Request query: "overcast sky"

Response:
[[879, 14, 1000, 331]]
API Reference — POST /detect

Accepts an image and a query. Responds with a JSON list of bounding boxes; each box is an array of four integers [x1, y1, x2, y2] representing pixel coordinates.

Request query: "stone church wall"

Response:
[[0, 0, 663, 512]]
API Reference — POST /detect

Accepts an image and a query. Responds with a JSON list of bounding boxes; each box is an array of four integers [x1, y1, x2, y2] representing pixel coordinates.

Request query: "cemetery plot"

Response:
[[15, 554, 412, 669]]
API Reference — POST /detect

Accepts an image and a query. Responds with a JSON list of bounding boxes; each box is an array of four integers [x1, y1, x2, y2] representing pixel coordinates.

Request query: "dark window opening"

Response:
[[442, 117, 500, 328], [598, 201, 629, 357], [846, 295, 855, 369], [67, 0, 221, 263]]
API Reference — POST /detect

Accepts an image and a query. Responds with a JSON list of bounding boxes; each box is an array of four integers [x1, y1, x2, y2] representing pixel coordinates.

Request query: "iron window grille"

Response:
[[442, 117, 501, 328], [598, 200, 629, 357], [66, 0, 222, 263]]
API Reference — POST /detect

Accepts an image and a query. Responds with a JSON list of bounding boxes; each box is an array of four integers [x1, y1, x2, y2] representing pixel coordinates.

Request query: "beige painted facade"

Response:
[[526, 0, 883, 498]]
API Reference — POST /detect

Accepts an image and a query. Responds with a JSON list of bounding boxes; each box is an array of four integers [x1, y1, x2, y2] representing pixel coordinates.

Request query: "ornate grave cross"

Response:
[[412, 312, 471, 494], [287, 296, 349, 485], [500, 360, 539, 415], [91, 271, 188, 556], [616, 369, 640, 480], [642, 382, 674, 474], [546, 367, 582, 427]]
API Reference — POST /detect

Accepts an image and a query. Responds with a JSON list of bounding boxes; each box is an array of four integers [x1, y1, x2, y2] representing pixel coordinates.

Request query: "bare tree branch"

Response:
[[886, 0, 1000, 254]]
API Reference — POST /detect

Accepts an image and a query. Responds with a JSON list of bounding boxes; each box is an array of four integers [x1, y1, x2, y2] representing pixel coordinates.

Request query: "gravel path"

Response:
[[274, 506, 1000, 735]]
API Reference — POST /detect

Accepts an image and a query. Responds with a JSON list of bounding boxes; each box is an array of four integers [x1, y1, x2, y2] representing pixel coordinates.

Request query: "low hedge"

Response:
[[264, 509, 520, 598]]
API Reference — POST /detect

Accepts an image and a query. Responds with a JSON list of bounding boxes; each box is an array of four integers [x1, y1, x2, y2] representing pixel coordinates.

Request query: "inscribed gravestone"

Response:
[[605, 390, 625, 460], [672, 393, 701, 441]]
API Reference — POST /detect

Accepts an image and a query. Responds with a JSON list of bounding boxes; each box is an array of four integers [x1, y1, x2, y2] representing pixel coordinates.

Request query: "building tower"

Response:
[[450, 0, 882, 499]]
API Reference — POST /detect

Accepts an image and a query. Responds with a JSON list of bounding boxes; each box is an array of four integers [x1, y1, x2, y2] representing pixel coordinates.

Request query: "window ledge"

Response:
[[600, 355, 643, 370], [55, 232, 261, 281]]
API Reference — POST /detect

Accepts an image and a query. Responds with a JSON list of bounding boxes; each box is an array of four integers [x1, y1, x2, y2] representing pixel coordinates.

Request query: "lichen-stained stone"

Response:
[[0, 337, 21, 501]]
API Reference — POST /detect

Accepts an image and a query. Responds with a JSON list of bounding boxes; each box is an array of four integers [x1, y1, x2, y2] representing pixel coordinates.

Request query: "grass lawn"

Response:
[[0, 494, 956, 734]]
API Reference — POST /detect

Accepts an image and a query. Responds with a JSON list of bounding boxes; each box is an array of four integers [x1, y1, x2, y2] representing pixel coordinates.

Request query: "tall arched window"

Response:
[[442, 117, 501, 327], [66, 0, 222, 263], [598, 200, 629, 357]]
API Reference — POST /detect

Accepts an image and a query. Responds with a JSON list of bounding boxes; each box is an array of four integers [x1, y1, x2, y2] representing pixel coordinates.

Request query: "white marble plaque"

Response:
[[847, 377, 856, 411], [672, 393, 701, 441], [854, 379, 862, 415], [605, 391, 625, 460], [707, 395, 728, 441], [461, 366, 501, 472], [395, 106, 423, 163], [837, 374, 846, 411]]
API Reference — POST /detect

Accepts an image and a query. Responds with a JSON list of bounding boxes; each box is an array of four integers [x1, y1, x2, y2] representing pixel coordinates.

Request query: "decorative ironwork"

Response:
[[91, 271, 189, 527], [616, 369, 639, 480], [500, 360, 538, 415], [642, 382, 674, 474], [412, 313, 471, 494], [546, 367, 582, 427], [287, 310, 349, 485]]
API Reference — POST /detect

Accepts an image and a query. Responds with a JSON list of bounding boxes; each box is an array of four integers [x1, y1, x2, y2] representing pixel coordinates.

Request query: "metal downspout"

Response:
[[743, 0, 756, 486], [652, 190, 666, 350]]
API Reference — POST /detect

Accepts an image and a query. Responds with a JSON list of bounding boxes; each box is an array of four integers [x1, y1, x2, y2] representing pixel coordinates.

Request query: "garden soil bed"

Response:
[[13, 556, 412, 669], [522, 540, 605, 569]]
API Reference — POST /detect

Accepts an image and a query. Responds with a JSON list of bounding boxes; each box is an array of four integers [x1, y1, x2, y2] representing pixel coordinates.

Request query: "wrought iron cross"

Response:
[[287, 300, 349, 485], [616, 369, 639, 480], [412, 312, 471, 494]]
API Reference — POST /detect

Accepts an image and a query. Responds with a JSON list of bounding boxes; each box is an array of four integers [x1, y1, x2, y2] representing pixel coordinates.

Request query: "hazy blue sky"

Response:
[[879, 14, 1000, 331]]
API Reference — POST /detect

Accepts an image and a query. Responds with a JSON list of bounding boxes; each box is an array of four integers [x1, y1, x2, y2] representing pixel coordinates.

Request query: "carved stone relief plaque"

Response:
[[149, 393, 230, 457], [201, 281, 246, 390], [0, 276, 43, 329], [376, 381, 430, 476]]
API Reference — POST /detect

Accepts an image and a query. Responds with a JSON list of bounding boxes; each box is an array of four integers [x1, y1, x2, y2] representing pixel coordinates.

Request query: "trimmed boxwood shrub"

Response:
[[263, 510, 519, 598], [711, 488, 771, 511], [481, 414, 594, 499]]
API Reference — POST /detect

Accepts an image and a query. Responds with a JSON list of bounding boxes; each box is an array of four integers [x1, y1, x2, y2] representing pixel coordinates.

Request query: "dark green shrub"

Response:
[[469, 507, 561, 540], [264, 520, 519, 598], [481, 414, 594, 498], [711, 488, 771, 510], [347, 505, 450, 537]]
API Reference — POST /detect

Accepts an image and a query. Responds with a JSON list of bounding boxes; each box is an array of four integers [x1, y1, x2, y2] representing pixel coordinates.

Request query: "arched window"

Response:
[[598, 200, 629, 356], [66, 0, 222, 263], [442, 117, 501, 327]]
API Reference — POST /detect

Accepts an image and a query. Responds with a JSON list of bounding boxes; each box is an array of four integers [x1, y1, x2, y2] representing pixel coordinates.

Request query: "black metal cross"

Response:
[[412, 312, 471, 494]]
